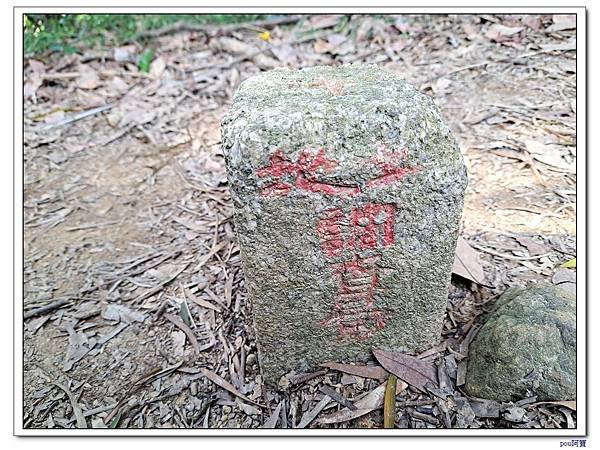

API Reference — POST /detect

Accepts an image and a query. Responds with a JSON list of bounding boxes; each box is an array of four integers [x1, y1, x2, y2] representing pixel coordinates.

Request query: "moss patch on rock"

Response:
[[465, 284, 576, 401]]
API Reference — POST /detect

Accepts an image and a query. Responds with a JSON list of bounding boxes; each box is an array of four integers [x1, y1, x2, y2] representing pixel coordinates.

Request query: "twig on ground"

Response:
[[199, 367, 265, 408], [65, 220, 119, 232], [470, 243, 552, 261], [185, 30, 330, 73], [100, 124, 136, 147], [53, 382, 87, 428], [163, 313, 200, 354], [43, 104, 113, 131], [105, 361, 184, 424], [133, 15, 302, 41], [24, 298, 72, 320]]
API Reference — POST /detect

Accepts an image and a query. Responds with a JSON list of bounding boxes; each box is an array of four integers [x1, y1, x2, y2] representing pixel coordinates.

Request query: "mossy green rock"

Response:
[[465, 284, 576, 401], [221, 65, 467, 384]]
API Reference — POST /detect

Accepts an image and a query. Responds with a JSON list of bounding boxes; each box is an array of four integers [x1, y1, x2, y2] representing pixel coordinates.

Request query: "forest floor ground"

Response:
[[22, 13, 577, 430]]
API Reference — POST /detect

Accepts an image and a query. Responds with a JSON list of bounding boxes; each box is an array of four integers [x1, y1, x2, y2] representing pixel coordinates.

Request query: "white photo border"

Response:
[[13, 4, 587, 437]]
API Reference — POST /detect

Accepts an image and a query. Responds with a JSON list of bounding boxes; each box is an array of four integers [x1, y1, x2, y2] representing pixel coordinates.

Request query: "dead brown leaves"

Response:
[[453, 236, 486, 285], [22, 13, 577, 430], [373, 349, 438, 393], [198, 367, 264, 408], [320, 362, 388, 381], [317, 380, 407, 425]]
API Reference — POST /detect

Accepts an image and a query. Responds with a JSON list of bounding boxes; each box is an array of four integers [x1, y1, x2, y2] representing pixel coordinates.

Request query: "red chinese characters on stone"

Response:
[[316, 204, 395, 257], [256, 148, 359, 198], [315, 207, 345, 257], [366, 144, 413, 188], [316, 205, 395, 340], [256, 145, 418, 198], [351, 204, 395, 250], [256, 145, 418, 340]]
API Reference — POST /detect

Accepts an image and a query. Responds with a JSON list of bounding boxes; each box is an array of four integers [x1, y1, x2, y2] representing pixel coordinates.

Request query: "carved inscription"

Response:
[[256, 145, 418, 198], [317, 205, 395, 340], [256, 145, 418, 339]]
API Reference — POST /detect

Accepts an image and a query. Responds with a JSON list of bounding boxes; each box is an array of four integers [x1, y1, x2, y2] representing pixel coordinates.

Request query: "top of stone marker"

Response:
[[232, 64, 414, 104], [227, 65, 424, 126], [222, 64, 465, 189]]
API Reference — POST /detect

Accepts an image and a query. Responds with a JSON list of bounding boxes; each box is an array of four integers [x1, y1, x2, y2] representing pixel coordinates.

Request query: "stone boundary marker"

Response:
[[222, 65, 467, 384]]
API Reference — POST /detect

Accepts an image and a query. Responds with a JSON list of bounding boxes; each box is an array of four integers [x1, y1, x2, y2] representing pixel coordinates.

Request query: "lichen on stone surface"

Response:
[[222, 64, 468, 383], [465, 284, 576, 401]]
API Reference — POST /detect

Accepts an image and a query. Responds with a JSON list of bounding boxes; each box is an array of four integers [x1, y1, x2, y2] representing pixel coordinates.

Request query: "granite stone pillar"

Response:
[[222, 65, 468, 383]]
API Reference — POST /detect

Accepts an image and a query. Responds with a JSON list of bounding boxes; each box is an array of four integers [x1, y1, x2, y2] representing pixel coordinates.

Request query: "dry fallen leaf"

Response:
[[372, 349, 438, 392], [314, 38, 332, 54], [76, 89, 106, 108], [320, 361, 388, 380], [24, 73, 44, 102], [515, 235, 551, 257], [547, 15, 576, 32], [236, 398, 261, 416], [199, 367, 264, 407], [393, 17, 421, 34], [317, 379, 407, 424], [150, 56, 167, 79], [296, 395, 332, 428], [113, 45, 136, 62], [486, 24, 524, 42], [521, 15, 542, 31], [469, 398, 503, 418], [452, 236, 486, 284], [215, 37, 252, 55], [463, 23, 480, 40], [109, 76, 129, 94], [43, 109, 66, 125], [28, 59, 46, 73], [269, 43, 298, 65], [262, 401, 283, 428], [308, 15, 342, 29], [530, 400, 576, 411], [525, 140, 575, 173], [433, 77, 452, 94], [313, 34, 353, 55], [355, 18, 374, 42], [76, 66, 101, 90]]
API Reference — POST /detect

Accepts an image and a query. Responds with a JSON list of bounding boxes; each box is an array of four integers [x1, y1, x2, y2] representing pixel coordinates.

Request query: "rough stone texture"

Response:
[[221, 65, 467, 384], [465, 284, 576, 401]]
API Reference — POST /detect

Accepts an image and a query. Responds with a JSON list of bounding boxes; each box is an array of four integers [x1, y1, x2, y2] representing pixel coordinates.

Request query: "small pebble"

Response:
[[503, 406, 527, 423]]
